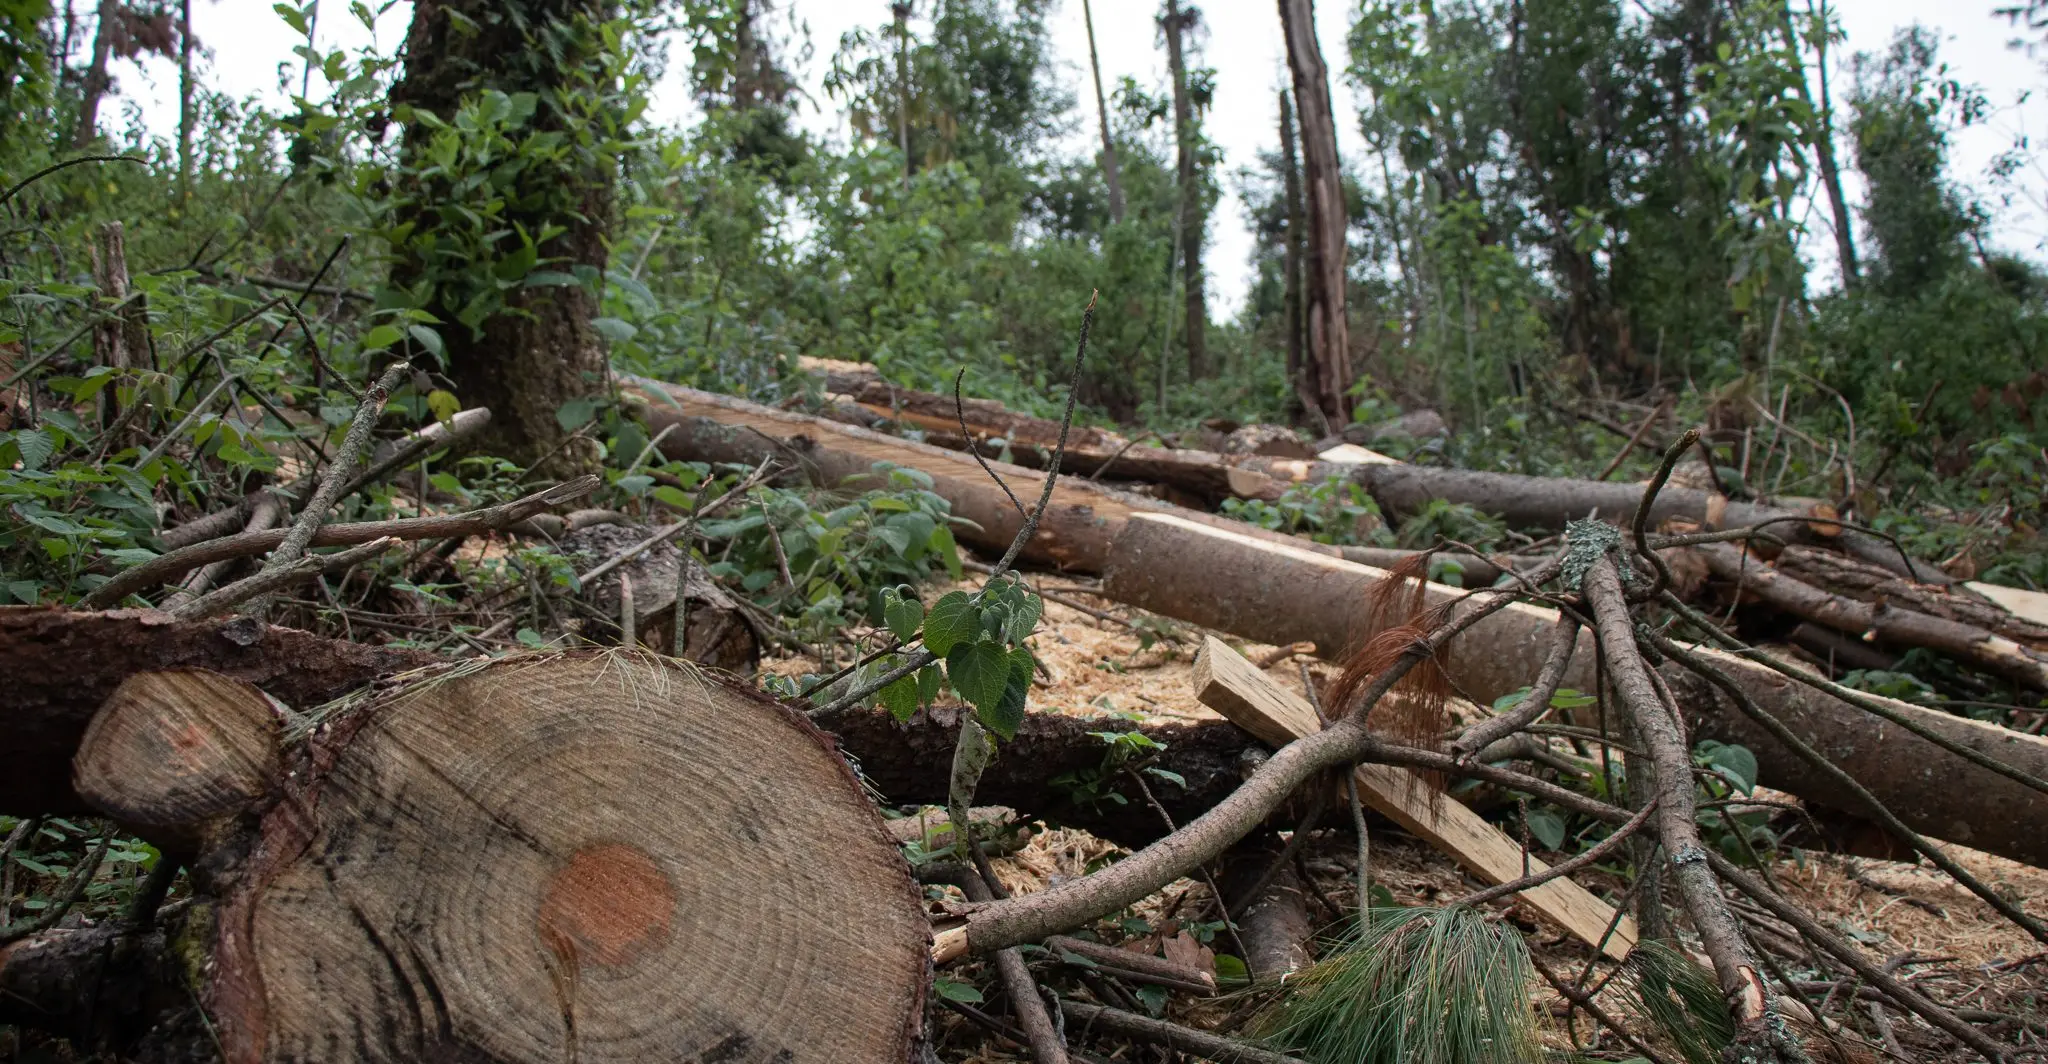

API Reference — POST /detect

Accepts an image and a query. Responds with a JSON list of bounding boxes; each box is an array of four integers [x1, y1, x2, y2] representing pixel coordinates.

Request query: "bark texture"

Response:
[[0, 608, 430, 815], [1277, 0, 1351, 426]]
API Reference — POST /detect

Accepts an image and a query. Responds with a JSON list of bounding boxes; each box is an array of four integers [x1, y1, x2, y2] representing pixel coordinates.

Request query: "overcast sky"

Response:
[[112, 1, 2048, 315]]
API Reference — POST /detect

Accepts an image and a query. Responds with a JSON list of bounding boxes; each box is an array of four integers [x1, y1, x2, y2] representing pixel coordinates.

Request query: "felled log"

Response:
[[814, 702, 1259, 849], [1770, 545, 2048, 648], [624, 377, 1342, 571], [1108, 512, 2048, 868], [1695, 540, 2048, 691], [10, 653, 930, 1063], [0, 607, 431, 815]]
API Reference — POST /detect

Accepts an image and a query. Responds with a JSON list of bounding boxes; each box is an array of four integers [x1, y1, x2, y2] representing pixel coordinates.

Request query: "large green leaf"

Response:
[[945, 638, 1010, 714], [921, 590, 977, 656]]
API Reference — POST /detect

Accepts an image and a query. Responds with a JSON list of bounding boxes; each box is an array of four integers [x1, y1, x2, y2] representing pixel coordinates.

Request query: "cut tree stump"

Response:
[[18, 652, 930, 1063], [1191, 637, 1639, 961]]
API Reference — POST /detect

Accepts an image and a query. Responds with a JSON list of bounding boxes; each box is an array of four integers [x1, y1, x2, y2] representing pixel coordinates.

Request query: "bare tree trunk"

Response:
[[1163, 0, 1206, 379], [1082, 0, 1124, 223], [1797, 0, 1859, 285], [72, 0, 116, 148], [388, 0, 616, 474], [1278, 0, 1351, 427], [892, 0, 911, 182], [1279, 89, 1310, 426], [178, 0, 194, 196]]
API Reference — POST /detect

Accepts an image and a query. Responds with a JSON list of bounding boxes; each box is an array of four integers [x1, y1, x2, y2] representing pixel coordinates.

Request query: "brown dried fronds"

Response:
[[1325, 553, 1454, 741], [1324, 555, 1456, 798]]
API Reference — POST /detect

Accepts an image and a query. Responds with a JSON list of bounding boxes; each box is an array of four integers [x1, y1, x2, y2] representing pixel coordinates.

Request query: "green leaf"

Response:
[[426, 389, 461, 425], [523, 270, 581, 288], [361, 323, 404, 350], [976, 647, 1034, 740], [408, 325, 444, 358], [1701, 742, 1759, 794], [3, 580, 40, 605], [12, 429, 53, 471], [921, 591, 977, 657], [929, 524, 962, 579], [917, 663, 944, 705], [1213, 955, 1250, 985], [555, 396, 600, 432], [933, 977, 983, 1004], [1523, 807, 1567, 852], [878, 670, 920, 721], [945, 639, 1010, 714], [883, 591, 925, 643], [1004, 591, 1043, 645], [592, 316, 638, 342], [515, 628, 546, 649]]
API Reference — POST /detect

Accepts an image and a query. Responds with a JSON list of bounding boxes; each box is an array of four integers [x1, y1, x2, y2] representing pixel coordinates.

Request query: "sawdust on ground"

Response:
[[822, 582, 2048, 1062]]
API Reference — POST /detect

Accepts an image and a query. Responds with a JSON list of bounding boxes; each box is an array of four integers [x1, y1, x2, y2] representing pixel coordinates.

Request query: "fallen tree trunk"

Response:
[[626, 377, 1342, 572], [815, 702, 1258, 849], [1770, 545, 2048, 648], [9, 653, 931, 1063], [1696, 540, 2048, 691], [1104, 512, 2048, 868], [0, 608, 432, 815]]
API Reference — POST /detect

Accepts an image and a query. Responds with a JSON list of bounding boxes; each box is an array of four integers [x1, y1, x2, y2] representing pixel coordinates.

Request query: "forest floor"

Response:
[[776, 580, 2048, 1061]]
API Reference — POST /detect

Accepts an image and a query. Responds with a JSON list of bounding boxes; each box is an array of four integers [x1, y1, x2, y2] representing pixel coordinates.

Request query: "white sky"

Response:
[[111, 1, 2048, 315]]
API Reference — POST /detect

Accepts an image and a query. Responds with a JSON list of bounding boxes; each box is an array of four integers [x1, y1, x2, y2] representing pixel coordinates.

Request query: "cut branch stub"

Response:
[[73, 669, 281, 844], [92, 652, 926, 1063]]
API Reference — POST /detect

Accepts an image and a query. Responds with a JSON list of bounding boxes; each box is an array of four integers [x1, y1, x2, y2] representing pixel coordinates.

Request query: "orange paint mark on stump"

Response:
[[538, 843, 674, 968]]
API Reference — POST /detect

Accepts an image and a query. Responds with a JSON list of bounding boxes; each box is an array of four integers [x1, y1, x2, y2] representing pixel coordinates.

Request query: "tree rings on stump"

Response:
[[183, 652, 925, 1062]]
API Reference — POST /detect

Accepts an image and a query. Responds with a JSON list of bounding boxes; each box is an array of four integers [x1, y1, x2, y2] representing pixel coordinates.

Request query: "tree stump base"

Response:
[[17, 652, 928, 1063]]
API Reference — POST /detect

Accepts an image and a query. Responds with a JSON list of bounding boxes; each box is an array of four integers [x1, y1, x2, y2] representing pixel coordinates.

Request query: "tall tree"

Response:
[[1785, 0, 1858, 286], [1081, 0, 1124, 223], [388, 0, 623, 471], [1278, 88, 1307, 423], [72, 0, 117, 146], [1278, 0, 1349, 427], [892, 0, 912, 179], [1162, 0, 1206, 380]]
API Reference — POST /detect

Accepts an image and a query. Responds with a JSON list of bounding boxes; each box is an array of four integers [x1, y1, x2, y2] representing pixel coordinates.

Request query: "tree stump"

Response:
[[30, 652, 929, 1063]]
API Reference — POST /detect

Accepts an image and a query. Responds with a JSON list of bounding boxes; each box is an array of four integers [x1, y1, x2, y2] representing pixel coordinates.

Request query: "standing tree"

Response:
[[1278, 88, 1309, 424], [386, 0, 629, 472], [1162, 0, 1207, 380], [1081, 0, 1124, 223], [1278, 0, 1349, 427]]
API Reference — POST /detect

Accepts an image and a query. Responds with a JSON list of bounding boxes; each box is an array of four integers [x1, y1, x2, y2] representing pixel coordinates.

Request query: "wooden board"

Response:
[[1970, 581, 2048, 628], [1191, 635, 1639, 961]]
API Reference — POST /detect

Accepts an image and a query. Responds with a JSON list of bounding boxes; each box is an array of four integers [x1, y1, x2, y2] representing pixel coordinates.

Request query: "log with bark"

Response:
[[0, 607, 431, 815], [5, 652, 931, 1063], [1106, 512, 2048, 868], [624, 377, 1343, 571], [1694, 540, 2048, 691]]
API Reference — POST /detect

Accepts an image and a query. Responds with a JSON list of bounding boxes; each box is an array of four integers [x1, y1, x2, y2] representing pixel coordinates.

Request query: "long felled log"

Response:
[[626, 377, 1341, 571], [779, 372, 1942, 581], [1105, 512, 2048, 868], [0, 607, 432, 815], [10, 653, 930, 1063], [1696, 540, 2048, 691]]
